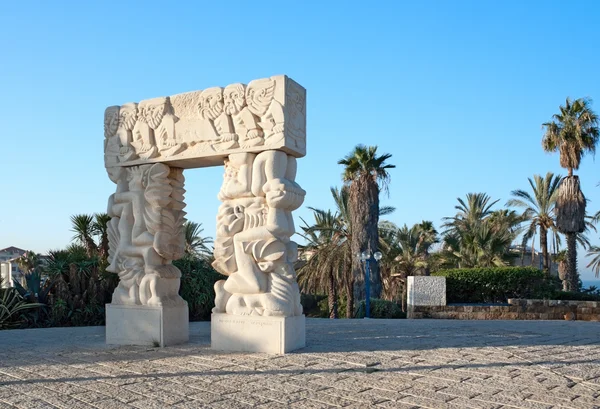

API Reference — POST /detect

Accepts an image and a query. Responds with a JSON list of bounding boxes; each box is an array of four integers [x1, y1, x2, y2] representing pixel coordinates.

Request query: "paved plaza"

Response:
[[0, 319, 599, 408]]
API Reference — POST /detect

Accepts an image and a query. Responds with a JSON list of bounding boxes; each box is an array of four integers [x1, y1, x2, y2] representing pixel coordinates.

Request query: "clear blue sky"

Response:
[[2, 0, 600, 283]]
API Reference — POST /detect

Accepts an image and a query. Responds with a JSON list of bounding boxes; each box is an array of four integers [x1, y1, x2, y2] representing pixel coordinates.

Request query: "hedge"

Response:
[[432, 267, 558, 303], [355, 299, 405, 319]]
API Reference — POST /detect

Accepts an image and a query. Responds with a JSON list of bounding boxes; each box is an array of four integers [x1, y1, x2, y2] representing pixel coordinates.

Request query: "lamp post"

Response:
[[358, 250, 383, 318]]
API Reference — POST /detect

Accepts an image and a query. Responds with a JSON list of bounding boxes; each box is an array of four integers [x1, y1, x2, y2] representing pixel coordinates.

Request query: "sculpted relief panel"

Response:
[[104, 75, 306, 171]]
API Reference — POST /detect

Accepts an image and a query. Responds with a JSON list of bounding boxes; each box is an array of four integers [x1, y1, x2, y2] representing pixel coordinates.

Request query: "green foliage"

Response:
[[0, 280, 43, 329], [355, 299, 405, 319], [174, 256, 225, 321], [433, 267, 558, 303], [300, 293, 328, 317], [551, 291, 600, 301]]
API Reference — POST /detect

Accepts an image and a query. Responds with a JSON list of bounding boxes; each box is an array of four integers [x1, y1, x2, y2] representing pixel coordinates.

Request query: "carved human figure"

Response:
[[213, 150, 305, 317], [107, 163, 187, 307], [246, 78, 285, 142], [198, 87, 237, 150], [115, 103, 139, 162], [223, 83, 263, 148], [104, 106, 122, 172]]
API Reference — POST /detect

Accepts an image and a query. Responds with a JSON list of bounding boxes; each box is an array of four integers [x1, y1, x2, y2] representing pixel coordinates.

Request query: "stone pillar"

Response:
[[211, 150, 306, 354], [104, 163, 189, 347], [102, 75, 306, 351]]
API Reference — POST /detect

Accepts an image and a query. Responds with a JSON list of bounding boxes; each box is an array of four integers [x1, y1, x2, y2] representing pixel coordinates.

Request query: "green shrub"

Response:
[[433, 267, 558, 303], [175, 256, 225, 321], [300, 293, 328, 317], [550, 291, 600, 301], [355, 299, 405, 319]]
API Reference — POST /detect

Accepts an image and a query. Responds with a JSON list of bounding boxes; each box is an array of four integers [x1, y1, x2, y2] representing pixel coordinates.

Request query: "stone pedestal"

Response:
[[106, 304, 189, 347], [407, 276, 446, 307], [211, 313, 305, 354]]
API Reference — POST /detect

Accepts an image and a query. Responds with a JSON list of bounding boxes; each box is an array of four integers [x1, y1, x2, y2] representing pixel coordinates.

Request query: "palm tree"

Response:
[[442, 193, 499, 236], [441, 193, 521, 269], [298, 187, 353, 318], [542, 97, 599, 291], [298, 208, 348, 319], [379, 223, 427, 311], [415, 221, 439, 276], [93, 213, 111, 261], [70, 214, 98, 258], [184, 221, 214, 259], [338, 145, 395, 303], [507, 173, 562, 277]]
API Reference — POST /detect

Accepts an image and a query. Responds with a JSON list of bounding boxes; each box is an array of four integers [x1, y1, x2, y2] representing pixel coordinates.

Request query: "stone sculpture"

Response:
[[103, 75, 306, 352]]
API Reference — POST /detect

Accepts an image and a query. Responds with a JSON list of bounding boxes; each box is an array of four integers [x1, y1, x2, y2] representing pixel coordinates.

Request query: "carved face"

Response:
[[198, 87, 223, 121], [246, 78, 275, 116], [223, 84, 246, 115], [104, 106, 120, 138], [118, 103, 138, 131], [140, 98, 167, 129]]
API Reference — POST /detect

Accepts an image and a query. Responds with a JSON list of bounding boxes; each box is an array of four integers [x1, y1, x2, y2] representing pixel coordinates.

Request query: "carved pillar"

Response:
[[210, 150, 306, 353]]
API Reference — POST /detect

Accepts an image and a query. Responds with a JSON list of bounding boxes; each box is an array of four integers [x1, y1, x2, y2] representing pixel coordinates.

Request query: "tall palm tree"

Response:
[[542, 97, 599, 291], [184, 221, 214, 259], [70, 214, 98, 258], [507, 172, 562, 277], [338, 145, 395, 303]]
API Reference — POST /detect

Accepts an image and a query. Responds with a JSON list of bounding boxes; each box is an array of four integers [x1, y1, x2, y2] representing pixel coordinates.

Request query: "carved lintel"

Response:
[[103, 75, 306, 174]]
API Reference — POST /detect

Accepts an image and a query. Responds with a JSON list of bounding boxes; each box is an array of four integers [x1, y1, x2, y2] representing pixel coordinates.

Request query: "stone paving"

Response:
[[0, 319, 599, 408]]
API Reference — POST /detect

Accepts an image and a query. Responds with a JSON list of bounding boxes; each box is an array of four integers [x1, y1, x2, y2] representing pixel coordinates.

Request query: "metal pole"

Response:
[[365, 259, 371, 319]]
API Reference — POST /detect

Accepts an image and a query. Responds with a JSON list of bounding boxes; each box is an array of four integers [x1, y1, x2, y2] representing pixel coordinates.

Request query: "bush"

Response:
[[300, 293, 328, 317], [433, 267, 558, 303], [550, 291, 600, 301], [175, 256, 225, 321], [355, 299, 405, 319]]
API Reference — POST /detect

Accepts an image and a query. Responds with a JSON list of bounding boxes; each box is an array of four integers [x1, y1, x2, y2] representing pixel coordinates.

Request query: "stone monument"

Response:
[[103, 75, 307, 352]]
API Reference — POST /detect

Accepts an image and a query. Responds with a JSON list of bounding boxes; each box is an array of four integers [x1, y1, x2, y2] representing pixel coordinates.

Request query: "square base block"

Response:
[[407, 276, 447, 307], [106, 304, 189, 347], [211, 313, 305, 354]]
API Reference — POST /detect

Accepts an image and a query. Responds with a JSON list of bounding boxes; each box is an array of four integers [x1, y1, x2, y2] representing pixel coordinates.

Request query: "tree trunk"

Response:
[[566, 232, 578, 292], [540, 225, 549, 277], [346, 278, 354, 318], [327, 270, 338, 319], [401, 279, 407, 313], [349, 176, 381, 305], [424, 251, 430, 276]]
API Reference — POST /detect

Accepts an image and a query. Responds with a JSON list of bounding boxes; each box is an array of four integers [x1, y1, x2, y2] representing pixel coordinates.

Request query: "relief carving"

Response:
[[104, 75, 306, 169]]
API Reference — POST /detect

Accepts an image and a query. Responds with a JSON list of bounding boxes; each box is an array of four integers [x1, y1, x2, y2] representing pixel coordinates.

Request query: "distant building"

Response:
[[0, 246, 27, 288], [508, 245, 559, 276]]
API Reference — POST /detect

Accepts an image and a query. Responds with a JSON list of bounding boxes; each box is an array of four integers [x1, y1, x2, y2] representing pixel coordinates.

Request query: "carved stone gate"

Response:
[[103, 75, 306, 353]]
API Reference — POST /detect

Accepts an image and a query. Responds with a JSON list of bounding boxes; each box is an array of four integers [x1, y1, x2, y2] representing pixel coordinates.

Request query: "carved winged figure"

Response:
[[246, 78, 285, 142]]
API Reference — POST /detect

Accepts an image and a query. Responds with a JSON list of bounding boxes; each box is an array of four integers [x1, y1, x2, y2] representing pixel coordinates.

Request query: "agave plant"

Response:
[[0, 278, 43, 329]]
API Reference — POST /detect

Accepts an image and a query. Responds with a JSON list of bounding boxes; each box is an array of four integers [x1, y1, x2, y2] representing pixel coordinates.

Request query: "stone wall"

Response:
[[408, 299, 600, 321]]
